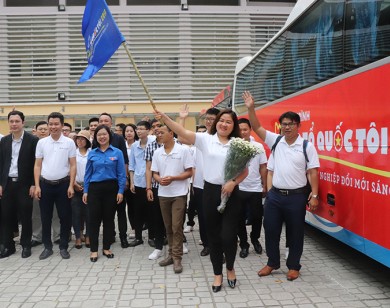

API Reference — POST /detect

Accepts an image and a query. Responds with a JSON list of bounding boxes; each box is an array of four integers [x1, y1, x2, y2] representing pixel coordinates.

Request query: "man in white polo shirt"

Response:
[[151, 125, 194, 274], [237, 118, 267, 258], [34, 112, 76, 260], [243, 91, 320, 281]]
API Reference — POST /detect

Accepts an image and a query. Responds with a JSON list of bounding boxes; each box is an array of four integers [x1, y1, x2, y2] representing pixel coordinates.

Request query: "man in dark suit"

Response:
[[0, 110, 38, 258]]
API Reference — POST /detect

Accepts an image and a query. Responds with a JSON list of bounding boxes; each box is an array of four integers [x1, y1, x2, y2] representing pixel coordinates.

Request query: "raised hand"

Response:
[[242, 91, 255, 109], [179, 104, 189, 119]]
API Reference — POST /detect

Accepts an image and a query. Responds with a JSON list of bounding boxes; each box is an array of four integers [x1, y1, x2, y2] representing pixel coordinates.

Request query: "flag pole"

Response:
[[122, 42, 157, 112]]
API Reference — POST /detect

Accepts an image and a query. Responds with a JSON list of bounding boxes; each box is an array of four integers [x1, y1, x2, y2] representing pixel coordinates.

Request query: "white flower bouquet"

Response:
[[217, 137, 263, 213]]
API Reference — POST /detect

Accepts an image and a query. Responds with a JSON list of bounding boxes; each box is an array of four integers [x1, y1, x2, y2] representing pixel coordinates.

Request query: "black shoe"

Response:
[[60, 249, 70, 259], [21, 247, 32, 258], [120, 236, 129, 248], [239, 247, 249, 258], [90, 252, 98, 262], [31, 240, 42, 247], [129, 239, 144, 247], [54, 239, 60, 245], [102, 250, 114, 259], [0, 246, 16, 259], [148, 239, 155, 248], [212, 275, 223, 293], [227, 278, 237, 288], [39, 248, 53, 260], [253, 241, 263, 254], [200, 247, 210, 256]]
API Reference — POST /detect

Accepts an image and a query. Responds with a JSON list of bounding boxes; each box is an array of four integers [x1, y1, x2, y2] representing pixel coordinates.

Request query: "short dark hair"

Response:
[[136, 120, 151, 130], [238, 118, 251, 128], [209, 109, 240, 138], [89, 117, 99, 125], [150, 119, 159, 126], [197, 125, 207, 131], [205, 108, 220, 116], [8, 110, 25, 122], [116, 123, 126, 130], [279, 111, 300, 124], [48, 112, 64, 125], [35, 121, 48, 129], [123, 123, 139, 141], [64, 122, 72, 130], [94, 125, 112, 147], [99, 112, 112, 120]]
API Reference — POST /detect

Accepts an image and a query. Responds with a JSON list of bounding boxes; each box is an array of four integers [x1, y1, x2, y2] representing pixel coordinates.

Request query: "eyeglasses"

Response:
[[280, 122, 298, 128], [205, 117, 216, 123]]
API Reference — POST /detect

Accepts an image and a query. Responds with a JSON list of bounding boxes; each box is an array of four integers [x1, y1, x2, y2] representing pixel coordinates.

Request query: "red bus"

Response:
[[232, 0, 390, 267]]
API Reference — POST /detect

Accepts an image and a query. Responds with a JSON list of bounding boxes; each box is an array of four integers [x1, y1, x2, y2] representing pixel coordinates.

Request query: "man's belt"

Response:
[[271, 186, 307, 196], [8, 177, 18, 182], [40, 176, 70, 185]]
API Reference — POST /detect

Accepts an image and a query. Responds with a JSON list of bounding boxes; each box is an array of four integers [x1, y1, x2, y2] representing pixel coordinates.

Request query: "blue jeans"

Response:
[[263, 189, 307, 271], [39, 180, 72, 250]]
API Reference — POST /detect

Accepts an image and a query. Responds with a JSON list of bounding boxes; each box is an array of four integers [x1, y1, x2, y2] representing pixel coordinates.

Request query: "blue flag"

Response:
[[78, 0, 125, 83]]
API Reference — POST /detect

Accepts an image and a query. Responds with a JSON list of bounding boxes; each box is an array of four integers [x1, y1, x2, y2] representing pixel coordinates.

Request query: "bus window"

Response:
[[344, 0, 390, 70], [284, 0, 344, 95]]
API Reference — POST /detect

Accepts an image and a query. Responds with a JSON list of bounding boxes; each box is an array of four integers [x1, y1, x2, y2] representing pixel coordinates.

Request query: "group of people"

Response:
[[0, 90, 320, 293]]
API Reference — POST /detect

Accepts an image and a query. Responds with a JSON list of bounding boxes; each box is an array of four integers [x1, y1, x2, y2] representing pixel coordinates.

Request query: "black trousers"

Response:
[[237, 190, 263, 249], [150, 188, 165, 250], [115, 199, 127, 238], [39, 180, 72, 250], [203, 181, 241, 275], [88, 181, 117, 252], [133, 186, 153, 240], [1, 180, 33, 249], [186, 188, 197, 227], [264, 189, 307, 270], [193, 187, 208, 247]]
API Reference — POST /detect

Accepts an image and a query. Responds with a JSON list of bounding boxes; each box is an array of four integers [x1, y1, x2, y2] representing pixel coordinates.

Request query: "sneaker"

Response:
[[148, 249, 163, 260], [183, 243, 189, 254], [285, 247, 289, 260], [183, 225, 193, 233]]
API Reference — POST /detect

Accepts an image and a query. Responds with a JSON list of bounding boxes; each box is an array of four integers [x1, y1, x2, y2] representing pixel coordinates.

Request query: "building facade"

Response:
[[0, 0, 294, 132]]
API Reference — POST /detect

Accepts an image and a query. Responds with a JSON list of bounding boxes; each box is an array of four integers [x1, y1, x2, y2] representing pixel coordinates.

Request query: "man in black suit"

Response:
[[0, 110, 38, 258]]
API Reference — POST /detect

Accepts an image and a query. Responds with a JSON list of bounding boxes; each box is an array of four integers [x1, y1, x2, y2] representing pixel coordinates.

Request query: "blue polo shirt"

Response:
[[84, 145, 126, 194]]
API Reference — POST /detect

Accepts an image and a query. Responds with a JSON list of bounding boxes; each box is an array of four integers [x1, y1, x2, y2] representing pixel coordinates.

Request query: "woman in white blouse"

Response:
[[155, 109, 248, 293]]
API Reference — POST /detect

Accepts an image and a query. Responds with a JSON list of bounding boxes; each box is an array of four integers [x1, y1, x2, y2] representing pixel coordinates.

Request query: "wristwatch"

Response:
[[312, 194, 319, 199]]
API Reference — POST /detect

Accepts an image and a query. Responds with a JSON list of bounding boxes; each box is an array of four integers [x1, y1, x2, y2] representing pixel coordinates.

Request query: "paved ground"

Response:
[[0, 222, 389, 308]]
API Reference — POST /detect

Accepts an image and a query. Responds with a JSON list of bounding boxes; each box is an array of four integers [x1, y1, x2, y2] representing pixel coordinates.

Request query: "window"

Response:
[[66, 0, 119, 5], [6, 0, 59, 6], [344, 0, 390, 70]]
